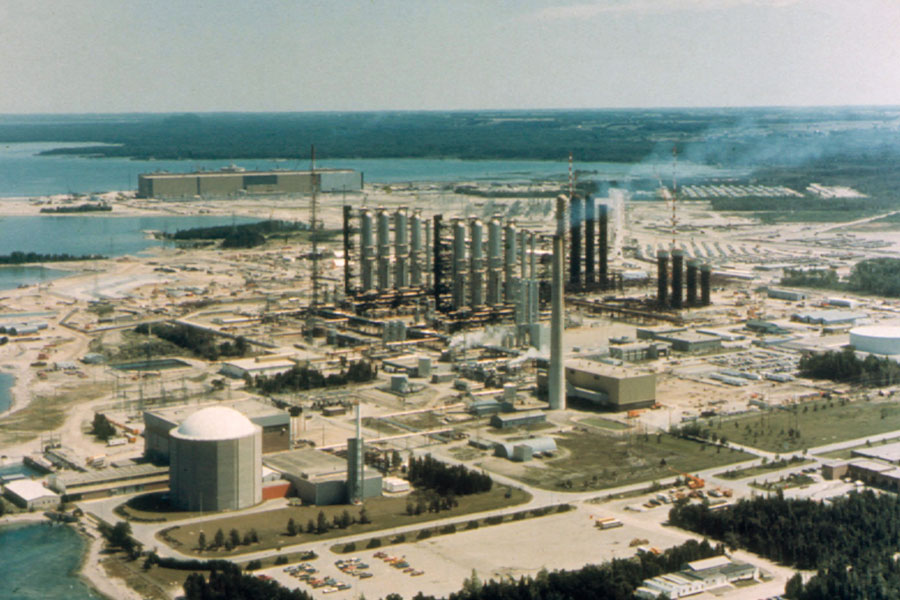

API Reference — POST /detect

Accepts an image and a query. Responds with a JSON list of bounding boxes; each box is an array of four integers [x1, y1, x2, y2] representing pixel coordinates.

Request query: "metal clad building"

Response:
[[137, 169, 362, 198], [168, 406, 262, 511], [565, 359, 656, 410]]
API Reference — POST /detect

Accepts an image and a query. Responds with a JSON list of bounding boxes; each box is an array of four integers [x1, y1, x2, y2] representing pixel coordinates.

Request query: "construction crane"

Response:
[[668, 466, 705, 489]]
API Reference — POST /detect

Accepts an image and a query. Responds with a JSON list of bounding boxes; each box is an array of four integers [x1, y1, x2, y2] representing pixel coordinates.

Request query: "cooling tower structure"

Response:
[[671, 249, 684, 309], [657, 250, 669, 307], [598, 203, 609, 289], [451, 218, 467, 310], [359, 208, 375, 292], [700, 263, 712, 306], [169, 406, 262, 512], [504, 222, 518, 303], [469, 218, 485, 308], [686, 259, 699, 307], [548, 195, 566, 411], [410, 210, 423, 287], [487, 217, 503, 306], [376, 208, 391, 291], [393, 208, 409, 289]]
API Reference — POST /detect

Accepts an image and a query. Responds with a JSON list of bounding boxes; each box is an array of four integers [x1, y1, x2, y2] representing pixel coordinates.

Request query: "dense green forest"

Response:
[[798, 347, 900, 386], [251, 360, 375, 393], [780, 259, 900, 297], [847, 258, 900, 297], [134, 323, 249, 361], [407, 455, 493, 496], [164, 220, 307, 249], [0, 251, 105, 264], [2, 109, 898, 169], [39, 202, 111, 213], [181, 539, 723, 600], [669, 491, 900, 599]]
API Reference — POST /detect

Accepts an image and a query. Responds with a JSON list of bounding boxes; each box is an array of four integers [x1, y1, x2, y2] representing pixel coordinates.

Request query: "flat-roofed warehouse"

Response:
[[565, 359, 656, 410], [143, 398, 290, 462], [263, 448, 382, 506], [4, 479, 60, 509], [137, 168, 362, 198]]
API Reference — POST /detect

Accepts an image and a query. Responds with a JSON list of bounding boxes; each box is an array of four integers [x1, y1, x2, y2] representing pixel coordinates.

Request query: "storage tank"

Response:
[[169, 406, 262, 511]]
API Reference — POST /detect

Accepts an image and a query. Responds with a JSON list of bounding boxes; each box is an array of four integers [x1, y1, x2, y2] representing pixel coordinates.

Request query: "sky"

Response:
[[0, 0, 898, 113]]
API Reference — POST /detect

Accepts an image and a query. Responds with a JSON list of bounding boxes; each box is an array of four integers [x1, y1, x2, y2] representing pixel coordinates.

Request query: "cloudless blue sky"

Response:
[[1, 0, 897, 113]]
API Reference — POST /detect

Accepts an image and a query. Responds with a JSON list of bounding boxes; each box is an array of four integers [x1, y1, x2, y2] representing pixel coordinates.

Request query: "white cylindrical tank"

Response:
[[850, 326, 900, 355], [169, 406, 262, 511]]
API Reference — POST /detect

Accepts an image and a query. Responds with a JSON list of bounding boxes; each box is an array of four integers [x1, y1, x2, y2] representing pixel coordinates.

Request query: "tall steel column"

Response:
[[504, 222, 518, 303], [549, 195, 567, 411], [393, 208, 409, 289], [376, 208, 390, 291], [657, 250, 669, 307], [360, 208, 375, 292], [701, 263, 712, 306], [686, 259, 699, 307], [433, 215, 444, 310], [342, 205, 353, 296], [671, 249, 684, 309], [569, 195, 582, 290], [584, 197, 595, 288], [598, 203, 609, 289], [410, 210, 423, 287], [469, 218, 484, 308], [487, 217, 503, 306], [452, 218, 467, 310]]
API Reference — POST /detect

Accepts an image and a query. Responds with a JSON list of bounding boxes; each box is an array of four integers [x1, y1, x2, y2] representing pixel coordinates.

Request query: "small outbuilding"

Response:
[[4, 479, 60, 509]]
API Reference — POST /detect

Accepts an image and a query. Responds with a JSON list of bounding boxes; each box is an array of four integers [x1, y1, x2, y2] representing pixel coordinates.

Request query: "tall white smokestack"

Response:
[[548, 195, 566, 410]]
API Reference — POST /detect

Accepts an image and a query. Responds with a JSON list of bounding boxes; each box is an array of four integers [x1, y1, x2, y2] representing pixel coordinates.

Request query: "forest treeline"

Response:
[[0, 251, 104, 264], [3, 110, 897, 170], [134, 322, 249, 361], [407, 455, 492, 496], [780, 258, 900, 297], [164, 220, 307, 249], [180, 539, 723, 600], [251, 360, 376, 394], [799, 347, 900, 386], [669, 491, 900, 599]]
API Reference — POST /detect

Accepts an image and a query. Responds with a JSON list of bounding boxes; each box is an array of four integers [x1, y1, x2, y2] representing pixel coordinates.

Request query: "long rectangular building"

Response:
[[137, 168, 362, 198]]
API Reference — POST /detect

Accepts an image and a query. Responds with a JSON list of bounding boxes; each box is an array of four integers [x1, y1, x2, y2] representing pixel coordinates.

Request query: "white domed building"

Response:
[[850, 326, 900, 356], [169, 406, 262, 511]]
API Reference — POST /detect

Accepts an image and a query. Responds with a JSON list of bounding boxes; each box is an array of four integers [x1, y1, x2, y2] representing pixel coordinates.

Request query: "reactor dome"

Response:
[[850, 326, 900, 356], [174, 406, 257, 440], [169, 406, 262, 511]]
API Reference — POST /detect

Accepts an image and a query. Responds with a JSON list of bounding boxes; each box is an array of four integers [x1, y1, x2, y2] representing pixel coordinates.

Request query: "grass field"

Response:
[[157, 486, 530, 557], [711, 399, 900, 453], [494, 431, 751, 491], [815, 434, 900, 460], [581, 417, 631, 431]]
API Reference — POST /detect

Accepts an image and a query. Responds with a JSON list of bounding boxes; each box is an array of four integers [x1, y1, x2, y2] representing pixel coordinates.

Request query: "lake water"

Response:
[[0, 214, 258, 257], [0, 142, 739, 197], [0, 266, 70, 291], [0, 522, 102, 600], [0, 372, 12, 413]]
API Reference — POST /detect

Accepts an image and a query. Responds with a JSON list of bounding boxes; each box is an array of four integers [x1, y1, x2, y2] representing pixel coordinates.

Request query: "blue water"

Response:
[[0, 372, 13, 413], [0, 522, 102, 599], [0, 214, 258, 257], [0, 461, 43, 479], [0, 142, 739, 197], [0, 266, 70, 291]]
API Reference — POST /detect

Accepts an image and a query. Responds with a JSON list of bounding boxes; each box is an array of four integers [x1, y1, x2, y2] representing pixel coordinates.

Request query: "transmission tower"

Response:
[[308, 145, 319, 337]]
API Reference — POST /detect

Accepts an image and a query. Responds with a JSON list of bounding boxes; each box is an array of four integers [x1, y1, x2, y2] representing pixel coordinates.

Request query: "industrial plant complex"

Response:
[[3, 157, 900, 600]]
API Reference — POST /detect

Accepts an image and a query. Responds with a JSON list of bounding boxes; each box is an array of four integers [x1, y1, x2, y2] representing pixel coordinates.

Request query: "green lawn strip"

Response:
[[580, 417, 631, 431], [716, 457, 813, 480], [502, 432, 751, 491], [711, 400, 900, 453], [814, 435, 900, 460], [156, 487, 530, 557], [329, 504, 574, 554], [748, 473, 816, 492]]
